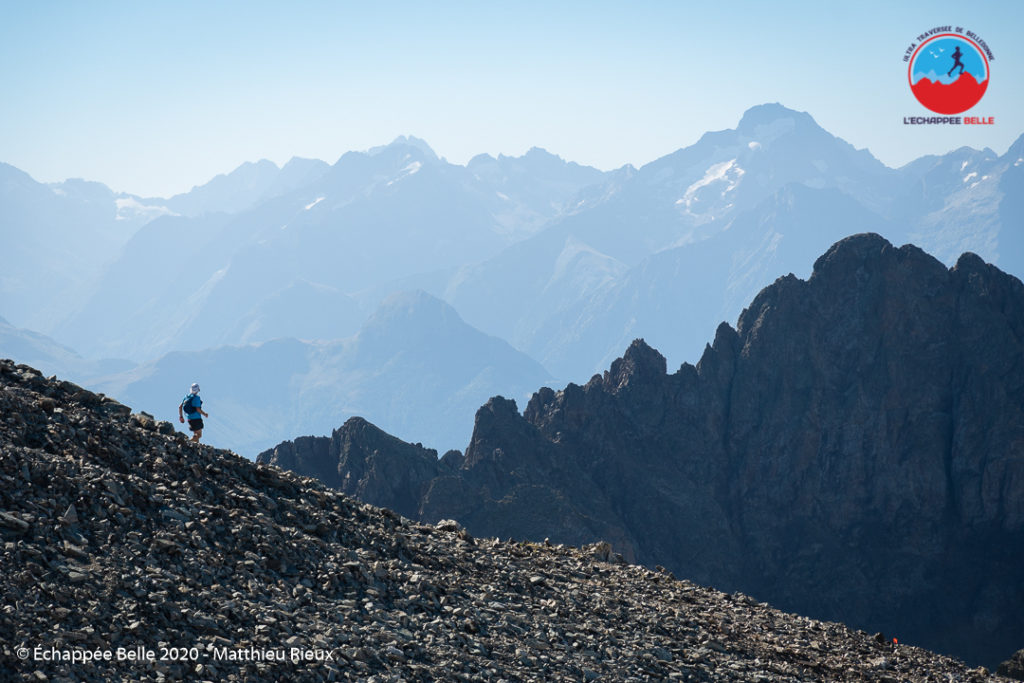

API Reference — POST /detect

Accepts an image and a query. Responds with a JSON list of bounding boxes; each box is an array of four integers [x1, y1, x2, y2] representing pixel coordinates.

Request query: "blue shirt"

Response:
[[182, 393, 202, 419]]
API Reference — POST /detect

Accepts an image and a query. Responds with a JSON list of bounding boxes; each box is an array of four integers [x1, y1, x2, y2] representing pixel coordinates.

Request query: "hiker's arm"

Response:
[[178, 405, 184, 423], [200, 408, 209, 417]]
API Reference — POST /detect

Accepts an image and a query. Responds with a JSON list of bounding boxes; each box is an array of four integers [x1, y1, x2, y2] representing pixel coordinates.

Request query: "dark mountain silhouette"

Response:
[[260, 234, 1024, 668]]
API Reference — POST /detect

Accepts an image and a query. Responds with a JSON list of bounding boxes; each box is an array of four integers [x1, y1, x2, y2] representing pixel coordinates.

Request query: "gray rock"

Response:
[[0, 511, 29, 532], [0, 355, 1010, 682], [60, 504, 78, 525]]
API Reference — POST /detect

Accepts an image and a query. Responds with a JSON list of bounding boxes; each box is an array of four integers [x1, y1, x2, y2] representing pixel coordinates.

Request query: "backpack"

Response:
[[181, 394, 198, 414]]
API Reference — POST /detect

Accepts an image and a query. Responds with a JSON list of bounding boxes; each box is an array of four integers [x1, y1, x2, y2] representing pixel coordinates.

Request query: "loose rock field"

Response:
[[0, 359, 1008, 681]]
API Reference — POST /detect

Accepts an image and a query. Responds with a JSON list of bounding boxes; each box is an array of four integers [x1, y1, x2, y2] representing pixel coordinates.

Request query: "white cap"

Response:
[[190, 383, 200, 394]]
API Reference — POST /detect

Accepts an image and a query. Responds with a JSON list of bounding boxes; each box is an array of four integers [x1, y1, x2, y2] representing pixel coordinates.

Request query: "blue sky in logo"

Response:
[[911, 37, 987, 85]]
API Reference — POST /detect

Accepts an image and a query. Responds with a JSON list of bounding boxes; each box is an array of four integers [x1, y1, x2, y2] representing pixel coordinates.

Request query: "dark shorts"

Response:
[[188, 418, 204, 432]]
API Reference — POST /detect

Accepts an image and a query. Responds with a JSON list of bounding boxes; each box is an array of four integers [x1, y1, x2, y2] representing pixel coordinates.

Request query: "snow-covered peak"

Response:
[[675, 159, 745, 222]]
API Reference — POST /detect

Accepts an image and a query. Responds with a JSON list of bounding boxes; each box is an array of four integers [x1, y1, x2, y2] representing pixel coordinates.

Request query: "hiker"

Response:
[[178, 382, 209, 443]]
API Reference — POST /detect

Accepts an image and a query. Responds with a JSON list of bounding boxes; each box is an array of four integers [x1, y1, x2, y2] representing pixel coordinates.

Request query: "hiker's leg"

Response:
[[192, 429, 201, 442]]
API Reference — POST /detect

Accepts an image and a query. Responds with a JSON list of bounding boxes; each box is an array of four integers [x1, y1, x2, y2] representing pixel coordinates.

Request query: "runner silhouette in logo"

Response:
[[947, 46, 965, 77]]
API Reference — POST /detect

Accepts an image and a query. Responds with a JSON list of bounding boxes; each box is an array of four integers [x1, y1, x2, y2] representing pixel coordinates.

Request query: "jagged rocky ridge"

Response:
[[1000, 651, 1024, 681], [1, 365, 1014, 682], [260, 234, 1024, 669]]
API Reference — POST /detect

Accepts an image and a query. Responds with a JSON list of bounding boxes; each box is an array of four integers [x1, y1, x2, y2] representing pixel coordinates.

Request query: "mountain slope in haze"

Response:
[[467, 146, 610, 233], [4, 105, 1021, 462], [0, 164, 154, 331], [261, 234, 1024, 668], [92, 291, 551, 456], [224, 279, 362, 346], [527, 183, 899, 377], [897, 138, 1024, 274], [443, 103, 906, 376], [0, 315, 132, 382], [54, 139, 609, 361], [6, 106, 1018, 380], [3, 360, 1004, 682], [161, 157, 331, 217], [444, 106, 1024, 381], [0, 156, 328, 336]]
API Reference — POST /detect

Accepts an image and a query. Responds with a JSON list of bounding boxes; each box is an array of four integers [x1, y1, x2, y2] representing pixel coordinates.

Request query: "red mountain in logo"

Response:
[[911, 72, 988, 115]]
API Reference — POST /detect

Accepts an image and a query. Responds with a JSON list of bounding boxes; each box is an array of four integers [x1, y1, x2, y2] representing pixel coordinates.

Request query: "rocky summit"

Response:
[[0, 361, 1012, 681], [260, 234, 1024, 670]]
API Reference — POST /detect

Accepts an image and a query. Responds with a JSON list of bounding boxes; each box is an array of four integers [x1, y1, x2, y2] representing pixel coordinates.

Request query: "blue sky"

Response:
[[911, 36, 987, 84], [1, 0, 1022, 197]]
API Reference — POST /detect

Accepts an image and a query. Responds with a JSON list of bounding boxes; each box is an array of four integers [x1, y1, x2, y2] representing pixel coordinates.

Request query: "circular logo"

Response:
[[908, 34, 989, 114]]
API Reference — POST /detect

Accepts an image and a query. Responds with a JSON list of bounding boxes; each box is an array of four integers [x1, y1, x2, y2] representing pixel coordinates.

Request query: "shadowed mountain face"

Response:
[[260, 234, 1024, 668]]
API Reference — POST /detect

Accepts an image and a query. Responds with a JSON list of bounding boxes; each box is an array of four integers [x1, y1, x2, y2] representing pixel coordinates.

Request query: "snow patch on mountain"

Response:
[[114, 197, 176, 222], [387, 161, 423, 186], [677, 159, 745, 214]]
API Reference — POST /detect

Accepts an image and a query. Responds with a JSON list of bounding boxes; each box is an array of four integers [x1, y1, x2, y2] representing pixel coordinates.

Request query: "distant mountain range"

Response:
[[259, 233, 1024, 669], [45, 137, 607, 362], [1, 103, 1022, 455], [444, 103, 1024, 375], [0, 164, 150, 331], [90, 291, 550, 455]]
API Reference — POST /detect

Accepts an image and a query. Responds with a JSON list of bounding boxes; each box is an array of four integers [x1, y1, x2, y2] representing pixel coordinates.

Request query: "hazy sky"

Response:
[[2, 1, 1022, 197]]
